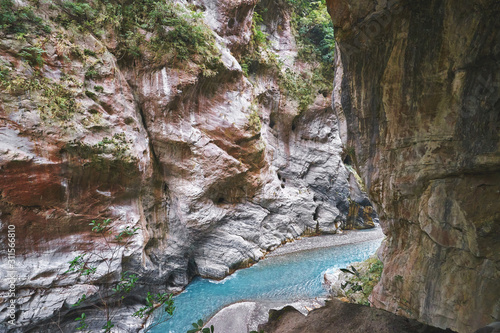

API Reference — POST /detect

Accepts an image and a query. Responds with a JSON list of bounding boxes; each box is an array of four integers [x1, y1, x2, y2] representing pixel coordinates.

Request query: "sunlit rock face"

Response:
[[326, 0, 500, 332], [0, 0, 373, 330]]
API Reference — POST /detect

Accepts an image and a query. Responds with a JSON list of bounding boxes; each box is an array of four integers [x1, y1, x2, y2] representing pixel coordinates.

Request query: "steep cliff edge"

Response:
[[0, 0, 374, 330], [326, 0, 500, 332]]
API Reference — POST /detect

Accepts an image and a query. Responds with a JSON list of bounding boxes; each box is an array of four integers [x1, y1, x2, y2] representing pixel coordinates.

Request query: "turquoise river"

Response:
[[149, 234, 383, 332]]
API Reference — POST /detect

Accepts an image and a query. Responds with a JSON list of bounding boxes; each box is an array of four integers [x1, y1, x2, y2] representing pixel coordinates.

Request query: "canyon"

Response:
[[0, 0, 373, 331], [0, 0, 498, 332]]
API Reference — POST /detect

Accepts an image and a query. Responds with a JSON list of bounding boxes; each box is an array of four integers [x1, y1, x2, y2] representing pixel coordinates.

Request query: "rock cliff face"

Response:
[[0, 0, 373, 330], [326, 0, 500, 332]]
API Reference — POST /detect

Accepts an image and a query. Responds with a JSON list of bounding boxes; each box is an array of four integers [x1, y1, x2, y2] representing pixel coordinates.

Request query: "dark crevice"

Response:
[[313, 206, 320, 221]]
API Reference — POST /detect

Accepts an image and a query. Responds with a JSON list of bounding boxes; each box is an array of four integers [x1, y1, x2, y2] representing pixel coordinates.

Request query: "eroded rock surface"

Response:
[[326, 0, 500, 332]]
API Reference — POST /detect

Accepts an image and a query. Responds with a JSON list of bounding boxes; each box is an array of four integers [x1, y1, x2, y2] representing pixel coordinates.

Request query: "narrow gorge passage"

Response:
[[0, 1, 380, 332], [1, 0, 498, 332]]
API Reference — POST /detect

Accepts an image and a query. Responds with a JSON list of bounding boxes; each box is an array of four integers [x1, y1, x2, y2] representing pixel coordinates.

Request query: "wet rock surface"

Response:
[[326, 0, 500, 332]]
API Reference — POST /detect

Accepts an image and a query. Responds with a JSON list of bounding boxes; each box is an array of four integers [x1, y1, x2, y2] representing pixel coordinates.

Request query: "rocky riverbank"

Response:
[[202, 228, 384, 332], [203, 228, 451, 333], [206, 299, 327, 333], [267, 224, 384, 258], [259, 298, 456, 333]]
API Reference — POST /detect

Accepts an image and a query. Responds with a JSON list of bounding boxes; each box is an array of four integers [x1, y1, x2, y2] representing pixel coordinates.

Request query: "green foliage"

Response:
[[84, 48, 97, 57], [75, 313, 89, 331], [148, 2, 209, 60], [63, 1, 96, 22], [251, 12, 267, 46], [339, 257, 384, 306], [85, 90, 97, 100], [85, 66, 98, 80], [143, 1, 223, 75], [240, 62, 249, 76], [242, 3, 334, 112], [115, 226, 140, 242], [370, 260, 384, 275], [72, 294, 87, 307], [5, 73, 80, 121], [0, 63, 10, 85], [112, 272, 138, 295], [280, 0, 336, 98], [187, 319, 214, 333], [65, 133, 138, 172], [62, 219, 174, 332], [344, 146, 356, 161], [90, 218, 112, 233], [40, 82, 79, 120], [286, 0, 335, 65], [0, 0, 51, 36], [240, 10, 277, 77], [133, 292, 175, 318], [71, 133, 131, 160], [94, 85, 104, 93], [58, 0, 222, 72], [121, 30, 142, 58], [95, 133, 135, 162], [101, 320, 114, 332], [247, 104, 262, 133], [65, 254, 87, 274], [132, 292, 175, 333], [278, 68, 314, 112], [19, 46, 46, 67], [340, 265, 360, 277]]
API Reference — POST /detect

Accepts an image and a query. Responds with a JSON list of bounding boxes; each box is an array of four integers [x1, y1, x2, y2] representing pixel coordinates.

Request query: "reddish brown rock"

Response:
[[327, 0, 500, 332]]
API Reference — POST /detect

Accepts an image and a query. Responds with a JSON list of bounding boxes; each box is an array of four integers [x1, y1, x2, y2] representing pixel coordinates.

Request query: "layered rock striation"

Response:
[[327, 0, 500, 332], [0, 0, 374, 330]]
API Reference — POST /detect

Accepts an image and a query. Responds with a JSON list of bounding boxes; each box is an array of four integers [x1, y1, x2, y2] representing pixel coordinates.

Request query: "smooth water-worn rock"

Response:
[[326, 0, 500, 332], [0, 1, 374, 330], [206, 299, 326, 333]]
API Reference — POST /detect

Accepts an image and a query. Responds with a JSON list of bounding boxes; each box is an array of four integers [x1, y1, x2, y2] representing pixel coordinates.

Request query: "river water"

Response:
[[149, 232, 383, 333]]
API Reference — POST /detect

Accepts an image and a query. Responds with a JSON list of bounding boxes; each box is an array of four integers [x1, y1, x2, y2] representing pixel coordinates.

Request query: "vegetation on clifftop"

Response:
[[56, 0, 222, 73], [0, 0, 51, 35], [1, 0, 223, 75], [241, 0, 335, 112], [287, 0, 335, 66]]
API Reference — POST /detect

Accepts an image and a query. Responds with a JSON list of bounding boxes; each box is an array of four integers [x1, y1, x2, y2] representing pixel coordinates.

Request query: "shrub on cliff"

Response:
[[62, 219, 175, 332], [57, 0, 222, 72], [241, 0, 335, 113], [287, 0, 335, 65], [0, 0, 51, 35], [332, 256, 384, 306]]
